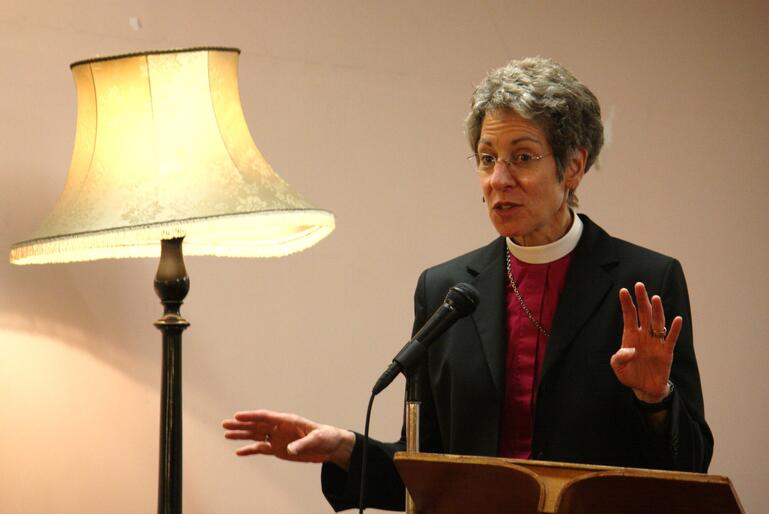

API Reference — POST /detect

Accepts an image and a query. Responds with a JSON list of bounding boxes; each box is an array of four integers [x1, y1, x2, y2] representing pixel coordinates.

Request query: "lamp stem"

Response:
[[154, 237, 190, 514]]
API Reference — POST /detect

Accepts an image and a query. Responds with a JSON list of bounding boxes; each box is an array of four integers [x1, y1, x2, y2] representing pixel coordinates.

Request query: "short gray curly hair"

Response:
[[466, 57, 604, 207]]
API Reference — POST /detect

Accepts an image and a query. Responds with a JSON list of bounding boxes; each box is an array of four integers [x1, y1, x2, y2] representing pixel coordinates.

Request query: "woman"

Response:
[[223, 57, 713, 511]]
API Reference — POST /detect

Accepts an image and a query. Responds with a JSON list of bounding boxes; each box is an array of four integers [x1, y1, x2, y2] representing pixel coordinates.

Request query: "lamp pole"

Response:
[[154, 237, 189, 514]]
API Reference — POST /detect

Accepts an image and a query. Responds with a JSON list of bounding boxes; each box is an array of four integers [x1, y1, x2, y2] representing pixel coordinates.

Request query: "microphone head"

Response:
[[445, 282, 480, 316]]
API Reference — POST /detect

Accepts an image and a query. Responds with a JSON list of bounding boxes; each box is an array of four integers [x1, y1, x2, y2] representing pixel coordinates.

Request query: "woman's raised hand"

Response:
[[611, 282, 683, 403]]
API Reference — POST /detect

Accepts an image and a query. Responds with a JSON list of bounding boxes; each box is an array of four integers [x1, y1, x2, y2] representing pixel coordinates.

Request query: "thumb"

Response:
[[610, 347, 636, 369], [286, 430, 323, 456]]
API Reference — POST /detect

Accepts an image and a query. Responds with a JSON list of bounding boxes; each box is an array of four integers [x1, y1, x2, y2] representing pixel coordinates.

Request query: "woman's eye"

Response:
[[515, 152, 535, 163], [479, 154, 496, 166]]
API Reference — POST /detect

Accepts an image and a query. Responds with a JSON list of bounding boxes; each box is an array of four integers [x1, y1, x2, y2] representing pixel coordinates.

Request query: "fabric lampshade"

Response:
[[10, 47, 335, 264]]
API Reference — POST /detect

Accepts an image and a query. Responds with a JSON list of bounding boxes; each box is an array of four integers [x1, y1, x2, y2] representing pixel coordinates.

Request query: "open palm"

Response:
[[223, 409, 354, 467], [611, 282, 682, 403]]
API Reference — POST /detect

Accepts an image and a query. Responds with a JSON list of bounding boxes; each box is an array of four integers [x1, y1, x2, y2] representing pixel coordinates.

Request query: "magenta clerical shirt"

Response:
[[498, 214, 583, 459]]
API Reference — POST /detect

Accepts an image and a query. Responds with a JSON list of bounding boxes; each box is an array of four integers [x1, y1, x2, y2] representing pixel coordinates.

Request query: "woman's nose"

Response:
[[489, 161, 516, 189]]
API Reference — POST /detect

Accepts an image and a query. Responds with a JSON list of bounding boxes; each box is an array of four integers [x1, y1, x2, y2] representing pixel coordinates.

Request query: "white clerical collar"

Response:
[[506, 211, 583, 264]]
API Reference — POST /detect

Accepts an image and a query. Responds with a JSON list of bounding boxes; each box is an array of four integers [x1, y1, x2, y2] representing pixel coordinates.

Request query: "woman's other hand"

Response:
[[223, 410, 356, 470]]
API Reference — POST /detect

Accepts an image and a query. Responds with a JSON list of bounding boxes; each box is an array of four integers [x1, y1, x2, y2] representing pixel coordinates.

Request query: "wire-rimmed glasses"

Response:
[[467, 152, 551, 174]]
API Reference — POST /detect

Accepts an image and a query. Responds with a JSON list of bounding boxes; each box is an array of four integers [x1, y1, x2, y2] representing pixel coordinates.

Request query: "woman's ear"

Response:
[[564, 147, 588, 190]]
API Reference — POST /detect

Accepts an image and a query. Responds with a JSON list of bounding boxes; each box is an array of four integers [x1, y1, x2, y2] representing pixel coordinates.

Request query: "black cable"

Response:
[[358, 392, 376, 513]]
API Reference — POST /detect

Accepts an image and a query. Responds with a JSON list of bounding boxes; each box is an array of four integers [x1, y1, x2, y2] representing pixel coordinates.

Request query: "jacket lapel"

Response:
[[466, 238, 507, 395], [540, 215, 617, 383], [461, 215, 619, 397]]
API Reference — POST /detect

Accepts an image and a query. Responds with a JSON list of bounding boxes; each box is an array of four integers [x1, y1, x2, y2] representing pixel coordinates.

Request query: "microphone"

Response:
[[371, 282, 479, 395]]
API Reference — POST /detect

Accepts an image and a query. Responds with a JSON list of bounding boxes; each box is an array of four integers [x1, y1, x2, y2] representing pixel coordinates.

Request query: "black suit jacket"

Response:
[[322, 214, 713, 511]]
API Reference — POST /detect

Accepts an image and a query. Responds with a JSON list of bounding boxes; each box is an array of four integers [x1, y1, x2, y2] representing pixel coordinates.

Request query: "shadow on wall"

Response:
[[0, 252, 163, 388]]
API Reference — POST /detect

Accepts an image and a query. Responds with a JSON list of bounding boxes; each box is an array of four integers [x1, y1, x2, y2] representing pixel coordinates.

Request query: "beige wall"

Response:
[[1, 1, 767, 512]]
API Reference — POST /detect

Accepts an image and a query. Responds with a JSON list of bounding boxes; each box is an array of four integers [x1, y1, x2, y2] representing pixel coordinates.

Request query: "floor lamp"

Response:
[[9, 47, 335, 514]]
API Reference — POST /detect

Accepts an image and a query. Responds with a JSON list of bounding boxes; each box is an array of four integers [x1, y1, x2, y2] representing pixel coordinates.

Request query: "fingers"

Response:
[[619, 288, 638, 331], [634, 282, 653, 332], [650, 294, 666, 335], [621, 283, 674, 343], [232, 410, 316, 434], [223, 414, 281, 452], [223, 420, 275, 442], [223, 409, 332, 462], [666, 315, 683, 352], [233, 409, 296, 424], [223, 429, 266, 441], [223, 419, 275, 432], [235, 441, 274, 456], [230, 429, 335, 463]]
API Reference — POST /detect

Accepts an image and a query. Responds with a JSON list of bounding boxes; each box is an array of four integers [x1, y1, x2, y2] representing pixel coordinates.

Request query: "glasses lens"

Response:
[[474, 153, 496, 172]]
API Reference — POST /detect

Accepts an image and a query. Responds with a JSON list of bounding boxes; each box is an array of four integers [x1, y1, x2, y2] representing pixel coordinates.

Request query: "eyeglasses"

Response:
[[467, 152, 551, 174]]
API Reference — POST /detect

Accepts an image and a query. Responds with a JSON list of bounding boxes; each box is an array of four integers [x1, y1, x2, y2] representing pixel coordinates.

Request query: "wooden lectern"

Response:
[[394, 452, 744, 514]]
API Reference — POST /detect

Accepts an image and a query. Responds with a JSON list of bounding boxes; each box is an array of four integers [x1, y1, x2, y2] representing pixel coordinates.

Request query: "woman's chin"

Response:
[[489, 213, 525, 239], [492, 223, 525, 241]]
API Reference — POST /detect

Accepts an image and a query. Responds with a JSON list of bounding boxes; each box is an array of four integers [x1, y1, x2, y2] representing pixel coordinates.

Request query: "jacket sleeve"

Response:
[[637, 258, 713, 472], [320, 270, 444, 511], [320, 434, 406, 512]]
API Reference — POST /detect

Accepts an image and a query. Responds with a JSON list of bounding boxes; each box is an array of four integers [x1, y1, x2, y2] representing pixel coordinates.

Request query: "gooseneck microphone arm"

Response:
[[359, 282, 479, 513]]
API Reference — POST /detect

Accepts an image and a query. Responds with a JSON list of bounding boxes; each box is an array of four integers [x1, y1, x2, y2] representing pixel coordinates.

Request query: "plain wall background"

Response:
[[1, 1, 767, 512]]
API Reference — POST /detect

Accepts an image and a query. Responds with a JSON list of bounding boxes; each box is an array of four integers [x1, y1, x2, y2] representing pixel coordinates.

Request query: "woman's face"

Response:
[[477, 110, 585, 246]]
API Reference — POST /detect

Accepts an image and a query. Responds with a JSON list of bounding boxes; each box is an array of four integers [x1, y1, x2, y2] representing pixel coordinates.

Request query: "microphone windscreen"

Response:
[[445, 282, 480, 315]]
